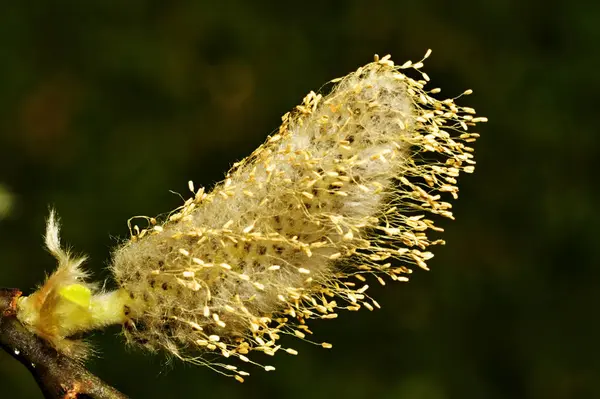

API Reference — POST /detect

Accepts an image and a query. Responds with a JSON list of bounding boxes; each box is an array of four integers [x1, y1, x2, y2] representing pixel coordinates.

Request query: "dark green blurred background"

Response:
[[1, 1, 598, 398]]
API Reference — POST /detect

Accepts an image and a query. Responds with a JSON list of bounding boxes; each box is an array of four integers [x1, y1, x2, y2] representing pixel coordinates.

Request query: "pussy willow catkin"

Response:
[[17, 52, 485, 381]]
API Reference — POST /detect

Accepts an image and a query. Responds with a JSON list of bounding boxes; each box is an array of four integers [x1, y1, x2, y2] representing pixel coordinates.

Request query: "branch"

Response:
[[0, 288, 128, 399]]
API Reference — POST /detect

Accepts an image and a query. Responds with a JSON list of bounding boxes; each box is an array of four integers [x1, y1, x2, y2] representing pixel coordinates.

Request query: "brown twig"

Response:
[[0, 288, 128, 399]]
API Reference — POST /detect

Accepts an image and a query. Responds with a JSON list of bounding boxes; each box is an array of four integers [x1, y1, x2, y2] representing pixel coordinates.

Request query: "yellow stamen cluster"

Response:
[[110, 52, 485, 380]]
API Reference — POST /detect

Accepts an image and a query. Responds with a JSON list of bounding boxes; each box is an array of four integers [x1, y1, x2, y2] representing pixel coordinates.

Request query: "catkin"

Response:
[[110, 52, 484, 379]]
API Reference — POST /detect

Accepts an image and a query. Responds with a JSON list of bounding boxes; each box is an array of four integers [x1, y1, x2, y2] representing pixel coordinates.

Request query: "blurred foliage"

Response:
[[0, 184, 13, 220], [0, 1, 598, 398]]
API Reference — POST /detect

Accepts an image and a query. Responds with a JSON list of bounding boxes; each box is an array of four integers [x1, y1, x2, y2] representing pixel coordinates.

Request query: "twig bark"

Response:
[[0, 288, 128, 399]]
